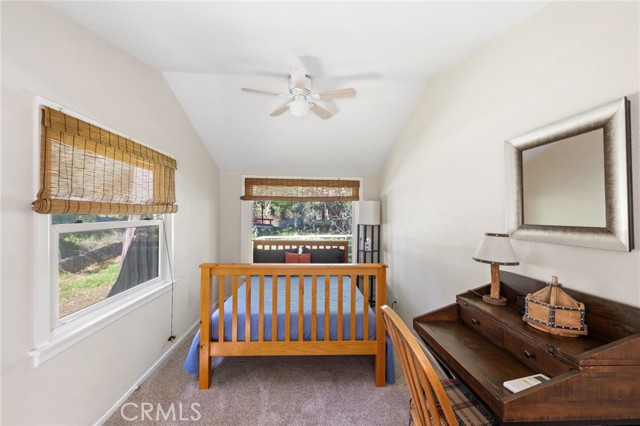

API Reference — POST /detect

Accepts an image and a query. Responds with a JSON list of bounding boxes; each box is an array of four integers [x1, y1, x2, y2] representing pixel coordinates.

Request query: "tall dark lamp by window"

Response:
[[473, 233, 519, 306], [357, 201, 380, 307]]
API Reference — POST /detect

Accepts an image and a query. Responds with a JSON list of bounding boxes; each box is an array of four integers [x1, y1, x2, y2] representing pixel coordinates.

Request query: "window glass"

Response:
[[252, 201, 353, 259], [55, 214, 160, 319], [53, 214, 156, 224]]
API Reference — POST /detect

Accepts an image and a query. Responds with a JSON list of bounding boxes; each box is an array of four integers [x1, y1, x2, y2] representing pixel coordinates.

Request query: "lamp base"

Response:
[[483, 294, 507, 306]]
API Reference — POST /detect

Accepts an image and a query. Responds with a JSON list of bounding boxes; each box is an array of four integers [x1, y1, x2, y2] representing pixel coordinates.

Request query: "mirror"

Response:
[[505, 97, 633, 251], [522, 129, 606, 227]]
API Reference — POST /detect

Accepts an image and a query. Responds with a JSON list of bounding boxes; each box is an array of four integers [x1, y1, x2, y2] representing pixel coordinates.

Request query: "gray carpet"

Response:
[[104, 336, 410, 426]]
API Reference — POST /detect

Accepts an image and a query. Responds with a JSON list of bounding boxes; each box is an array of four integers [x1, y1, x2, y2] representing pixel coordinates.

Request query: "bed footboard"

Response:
[[198, 263, 387, 389]]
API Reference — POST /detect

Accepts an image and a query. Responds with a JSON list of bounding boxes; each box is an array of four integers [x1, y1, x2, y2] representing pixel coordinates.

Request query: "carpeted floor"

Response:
[[104, 335, 410, 426]]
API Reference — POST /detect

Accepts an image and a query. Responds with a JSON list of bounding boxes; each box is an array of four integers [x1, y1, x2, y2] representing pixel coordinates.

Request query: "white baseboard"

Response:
[[94, 311, 211, 426]]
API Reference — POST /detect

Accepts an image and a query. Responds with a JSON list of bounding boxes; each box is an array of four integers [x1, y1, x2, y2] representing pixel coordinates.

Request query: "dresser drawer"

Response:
[[503, 332, 573, 377], [459, 304, 503, 345]]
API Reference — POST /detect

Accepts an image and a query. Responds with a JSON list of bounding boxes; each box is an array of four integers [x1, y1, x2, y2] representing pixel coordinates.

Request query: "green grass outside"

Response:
[[59, 257, 121, 317]]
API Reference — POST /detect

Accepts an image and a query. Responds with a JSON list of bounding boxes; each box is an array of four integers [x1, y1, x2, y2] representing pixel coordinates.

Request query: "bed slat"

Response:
[[232, 275, 239, 342], [338, 275, 343, 341], [259, 275, 265, 342], [245, 275, 251, 342], [271, 274, 277, 342], [218, 275, 224, 344], [285, 275, 291, 342], [350, 275, 356, 341], [311, 275, 317, 341], [298, 274, 304, 342], [363, 275, 369, 341], [324, 275, 330, 342]]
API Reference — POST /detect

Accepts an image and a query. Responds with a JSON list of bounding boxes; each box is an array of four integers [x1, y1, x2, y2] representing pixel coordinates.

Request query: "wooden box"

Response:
[[523, 276, 587, 337]]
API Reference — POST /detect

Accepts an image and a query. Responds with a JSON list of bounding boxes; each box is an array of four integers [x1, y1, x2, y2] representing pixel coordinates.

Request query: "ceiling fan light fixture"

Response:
[[289, 99, 310, 117], [241, 65, 357, 120]]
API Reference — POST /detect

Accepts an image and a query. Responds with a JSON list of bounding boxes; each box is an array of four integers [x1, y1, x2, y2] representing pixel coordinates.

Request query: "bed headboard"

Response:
[[252, 240, 349, 263]]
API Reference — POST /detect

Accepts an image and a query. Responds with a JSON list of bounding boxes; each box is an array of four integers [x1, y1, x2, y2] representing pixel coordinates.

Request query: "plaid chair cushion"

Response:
[[437, 378, 498, 426]]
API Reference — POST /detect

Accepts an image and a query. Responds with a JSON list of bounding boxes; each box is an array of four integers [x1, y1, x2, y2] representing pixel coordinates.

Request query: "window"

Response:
[[253, 200, 353, 236], [241, 177, 360, 262], [30, 102, 177, 366], [252, 200, 353, 259], [54, 214, 163, 322]]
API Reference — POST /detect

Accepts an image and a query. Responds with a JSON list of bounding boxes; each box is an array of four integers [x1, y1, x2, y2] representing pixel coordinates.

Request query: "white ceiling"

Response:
[[49, 1, 547, 175]]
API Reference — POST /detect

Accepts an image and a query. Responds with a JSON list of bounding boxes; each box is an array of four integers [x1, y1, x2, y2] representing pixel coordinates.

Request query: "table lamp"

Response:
[[473, 233, 519, 306], [358, 201, 380, 226]]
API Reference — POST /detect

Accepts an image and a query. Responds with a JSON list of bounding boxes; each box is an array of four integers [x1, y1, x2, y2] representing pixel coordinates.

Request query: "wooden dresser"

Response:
[[413, 272, 640, 425]]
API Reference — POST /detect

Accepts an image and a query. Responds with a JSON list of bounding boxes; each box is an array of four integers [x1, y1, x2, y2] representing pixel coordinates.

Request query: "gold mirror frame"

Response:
[[505, 97, 633, 251]]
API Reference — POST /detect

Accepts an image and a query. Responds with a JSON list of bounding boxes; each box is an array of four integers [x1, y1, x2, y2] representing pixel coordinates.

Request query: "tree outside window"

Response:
[[252, 201, 352, 237]]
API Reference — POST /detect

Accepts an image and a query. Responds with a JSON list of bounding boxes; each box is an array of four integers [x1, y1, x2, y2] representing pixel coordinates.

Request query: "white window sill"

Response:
[[29, 279, 177, 367]]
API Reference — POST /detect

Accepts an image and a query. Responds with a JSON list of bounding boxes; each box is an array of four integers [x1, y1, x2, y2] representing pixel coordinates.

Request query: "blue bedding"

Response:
[[183, 275, 395, 383]]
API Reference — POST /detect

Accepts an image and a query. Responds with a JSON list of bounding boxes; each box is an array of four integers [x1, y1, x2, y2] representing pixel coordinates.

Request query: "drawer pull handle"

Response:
[[524, 350, 535, 359], [546, 345, 557, 357], [471, 318, 480, 325]]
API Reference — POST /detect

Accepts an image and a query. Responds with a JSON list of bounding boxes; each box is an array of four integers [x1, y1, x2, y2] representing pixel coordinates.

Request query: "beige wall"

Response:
[[1, 2, 220, 424], [379, 1, 640, 323], [219, 170, 379, 262]]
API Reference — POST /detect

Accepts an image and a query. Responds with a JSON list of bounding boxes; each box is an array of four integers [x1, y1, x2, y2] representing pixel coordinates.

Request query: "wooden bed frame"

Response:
[[252, 239, 349, 263], [199, 241, 387, 389]]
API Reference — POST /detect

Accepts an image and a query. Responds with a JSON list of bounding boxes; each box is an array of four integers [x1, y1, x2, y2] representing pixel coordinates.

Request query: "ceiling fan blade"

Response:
[[241, 88, 284, 97], [313, 88, 357, 100], [289, 66, 306, 89], [310, 103, 333, 120], [270, 103, 290, 117]]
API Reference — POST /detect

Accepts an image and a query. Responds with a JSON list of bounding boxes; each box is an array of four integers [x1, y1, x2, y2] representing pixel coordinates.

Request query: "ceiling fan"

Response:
[[241, 66, 357, 120]]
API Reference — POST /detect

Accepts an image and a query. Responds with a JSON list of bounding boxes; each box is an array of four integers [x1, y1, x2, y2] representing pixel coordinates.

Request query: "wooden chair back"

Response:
[[382, 305, 458, 426]]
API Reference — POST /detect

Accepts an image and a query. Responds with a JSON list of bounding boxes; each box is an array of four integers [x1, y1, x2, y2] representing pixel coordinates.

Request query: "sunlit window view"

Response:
[[252, 201, 353, 259], [55, 214, 160, 318]]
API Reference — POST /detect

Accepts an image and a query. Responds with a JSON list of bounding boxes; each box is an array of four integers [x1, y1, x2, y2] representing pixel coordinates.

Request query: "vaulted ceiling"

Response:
[[49, 1, 547, 175]]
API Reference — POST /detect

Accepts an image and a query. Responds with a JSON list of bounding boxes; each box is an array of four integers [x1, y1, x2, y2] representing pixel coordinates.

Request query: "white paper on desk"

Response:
[[503, 374, 549, 393]]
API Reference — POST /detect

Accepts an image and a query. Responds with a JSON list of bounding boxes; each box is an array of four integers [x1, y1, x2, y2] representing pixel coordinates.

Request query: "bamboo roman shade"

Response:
[[241, 178, 360, 201], [32, 107, 178, 215]]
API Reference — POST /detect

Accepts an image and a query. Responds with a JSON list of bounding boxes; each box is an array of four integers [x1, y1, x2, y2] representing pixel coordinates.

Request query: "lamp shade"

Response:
[[473, 233, 519, 265], [358, 201, 380, 225]]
